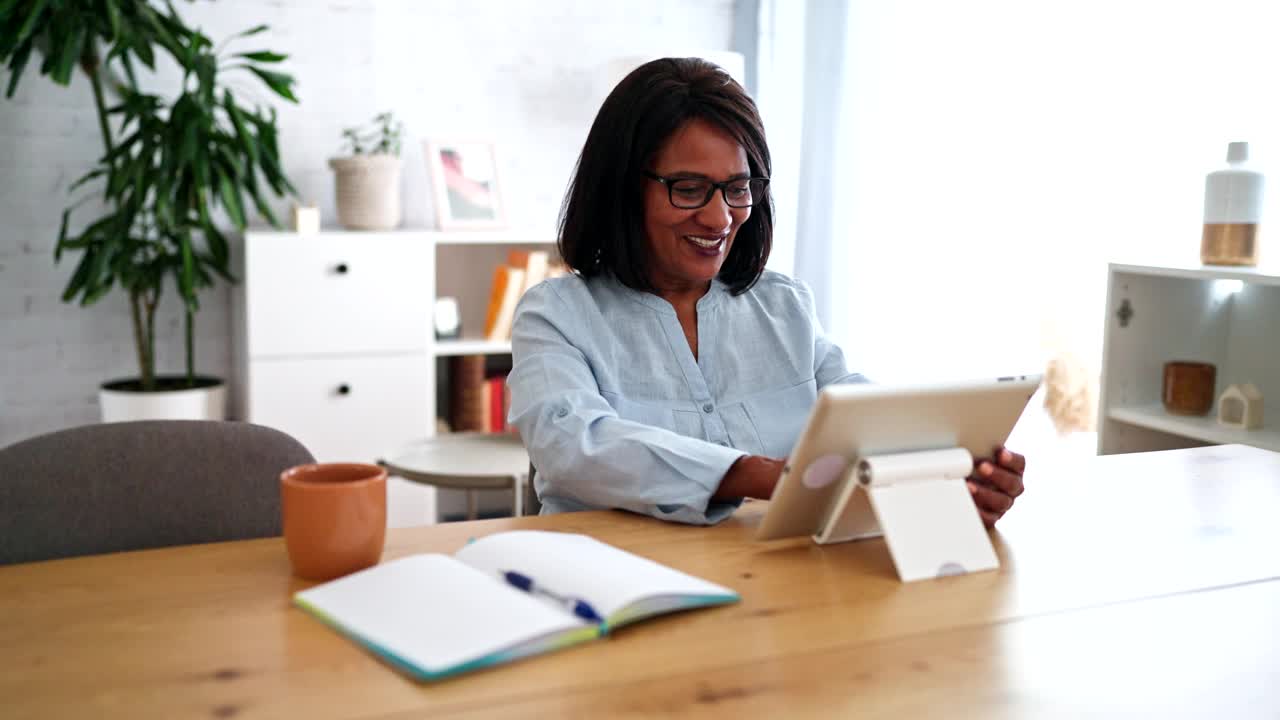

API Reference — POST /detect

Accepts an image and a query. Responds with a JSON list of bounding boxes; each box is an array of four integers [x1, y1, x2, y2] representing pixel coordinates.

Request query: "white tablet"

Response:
[[755, 375, 1041, 542]]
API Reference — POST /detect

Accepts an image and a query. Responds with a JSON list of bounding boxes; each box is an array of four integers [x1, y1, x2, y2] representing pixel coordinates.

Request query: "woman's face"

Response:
[[643, 118, 752, 294]]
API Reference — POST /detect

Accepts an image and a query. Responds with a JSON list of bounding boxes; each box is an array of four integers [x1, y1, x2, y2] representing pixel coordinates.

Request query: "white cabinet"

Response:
[[233, 230, 434, 467], [1098, 263, 1280, 454], [242, 234, 432, 357], [246, 354, 432, 463]]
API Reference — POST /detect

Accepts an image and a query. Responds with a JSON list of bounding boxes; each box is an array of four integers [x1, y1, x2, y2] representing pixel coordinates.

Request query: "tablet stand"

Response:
[[812, 447, 999, 583]]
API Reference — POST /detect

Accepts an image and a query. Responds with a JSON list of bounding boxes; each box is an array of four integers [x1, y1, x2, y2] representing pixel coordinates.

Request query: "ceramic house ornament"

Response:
[[1216, 383, 1264, 430], [292, 203, 321, 235]]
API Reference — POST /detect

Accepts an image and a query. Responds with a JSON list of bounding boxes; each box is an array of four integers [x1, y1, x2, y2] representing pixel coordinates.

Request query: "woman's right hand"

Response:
[[714, 455, 787, 501]]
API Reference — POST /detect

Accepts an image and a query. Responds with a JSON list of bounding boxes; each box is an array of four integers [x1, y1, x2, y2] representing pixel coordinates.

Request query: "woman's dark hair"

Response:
[[558, 57, 773, 295]]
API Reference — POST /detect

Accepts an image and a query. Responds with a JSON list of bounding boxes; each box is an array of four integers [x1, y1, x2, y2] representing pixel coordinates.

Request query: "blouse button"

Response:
[[702, 403, 714, 413], [556, 407, 570, 418]]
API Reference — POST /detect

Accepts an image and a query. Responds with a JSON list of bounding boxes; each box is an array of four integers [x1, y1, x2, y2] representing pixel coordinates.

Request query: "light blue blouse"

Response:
[[507, 270, 866, 525]]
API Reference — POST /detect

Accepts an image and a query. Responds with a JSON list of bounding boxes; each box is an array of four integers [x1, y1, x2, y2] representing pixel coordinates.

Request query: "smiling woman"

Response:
[[506, 57, 1027, 527]]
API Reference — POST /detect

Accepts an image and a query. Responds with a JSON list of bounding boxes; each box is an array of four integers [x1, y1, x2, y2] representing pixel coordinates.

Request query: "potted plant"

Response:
[[1, 1, 297, 421], [330, 112, 403, 230]]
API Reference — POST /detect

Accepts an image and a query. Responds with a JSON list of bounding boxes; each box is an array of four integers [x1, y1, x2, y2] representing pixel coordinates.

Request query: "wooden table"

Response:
[[3, 444, 1279, 719]]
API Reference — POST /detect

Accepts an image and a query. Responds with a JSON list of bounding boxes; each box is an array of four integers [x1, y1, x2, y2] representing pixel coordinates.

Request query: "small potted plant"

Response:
[[330, 112, 404, 230]]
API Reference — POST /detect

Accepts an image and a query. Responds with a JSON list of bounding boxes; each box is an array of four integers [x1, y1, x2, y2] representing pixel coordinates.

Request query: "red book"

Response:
[[488, 376, 506, 433], [503, 380, 517, 435]]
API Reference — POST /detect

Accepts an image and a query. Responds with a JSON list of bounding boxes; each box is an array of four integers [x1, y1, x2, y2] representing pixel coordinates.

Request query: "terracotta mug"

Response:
[[281, 463, 387, 581], [1162, 361, 1216, 416]]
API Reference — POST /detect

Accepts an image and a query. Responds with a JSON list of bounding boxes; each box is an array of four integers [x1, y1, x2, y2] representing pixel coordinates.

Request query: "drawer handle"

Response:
[[336, 384, 351, 396], [333, 263, 349, 275]]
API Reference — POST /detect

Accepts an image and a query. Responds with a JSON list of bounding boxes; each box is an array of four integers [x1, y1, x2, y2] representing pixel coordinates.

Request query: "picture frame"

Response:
[[425, 140, 507, 230]]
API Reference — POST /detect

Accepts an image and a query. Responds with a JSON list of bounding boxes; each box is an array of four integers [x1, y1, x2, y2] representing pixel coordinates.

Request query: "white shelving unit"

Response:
[[433, 339, 513, 357], [431, 230, 558, 246], [233, 228, 557, 525], [433, 232, 557, 349], [1107, 405, 1280, 451], [1098, 262, 1280, 454]]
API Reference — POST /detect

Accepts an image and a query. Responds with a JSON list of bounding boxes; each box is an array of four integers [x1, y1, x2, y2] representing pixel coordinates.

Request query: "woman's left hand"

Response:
[[966, 446, 1026, 528]]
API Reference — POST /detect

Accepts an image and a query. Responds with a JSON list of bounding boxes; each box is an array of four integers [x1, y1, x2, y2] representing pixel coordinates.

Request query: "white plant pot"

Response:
[[99, 376, 227, 423], [330, 154, 401, 230]]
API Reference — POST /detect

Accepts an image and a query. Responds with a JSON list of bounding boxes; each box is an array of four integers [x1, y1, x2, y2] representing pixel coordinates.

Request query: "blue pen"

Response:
[[501, 570, 605, 625]]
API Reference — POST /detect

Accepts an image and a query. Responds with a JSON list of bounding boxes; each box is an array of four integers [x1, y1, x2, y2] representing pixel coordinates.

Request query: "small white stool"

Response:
[[379, 433, 530, 521]]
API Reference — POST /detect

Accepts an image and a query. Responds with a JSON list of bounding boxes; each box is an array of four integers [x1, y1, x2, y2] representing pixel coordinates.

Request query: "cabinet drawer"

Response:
[[245, 354, 432, 463], [244, 233, 432, 357]]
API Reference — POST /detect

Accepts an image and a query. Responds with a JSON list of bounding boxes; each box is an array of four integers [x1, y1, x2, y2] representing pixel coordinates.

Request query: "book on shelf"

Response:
[[482, 265, 525, 342], [447, 356, 512, 434], [485, 375, 507, 433], [482, 251, 569, 343], [507, 249, 550, 296], [293, 530, 739, 681], [448, 355, 487, 433]]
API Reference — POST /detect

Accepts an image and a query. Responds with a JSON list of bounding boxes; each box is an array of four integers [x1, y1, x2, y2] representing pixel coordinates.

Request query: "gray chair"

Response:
[[0, 420, 314, 565]]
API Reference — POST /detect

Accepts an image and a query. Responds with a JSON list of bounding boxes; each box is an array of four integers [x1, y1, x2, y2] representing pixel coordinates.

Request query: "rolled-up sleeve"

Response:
[[508, 283, 745, 525]]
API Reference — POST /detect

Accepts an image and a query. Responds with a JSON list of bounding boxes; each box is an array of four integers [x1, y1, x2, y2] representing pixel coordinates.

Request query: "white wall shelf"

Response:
[[242, 228, 555, 246], [1107, 404, 1280, 453], [1109, 262, 1280, 287], [428, 230, 556, 246], [1098, 262, 1280, 455], [434, 339, 513, 357]]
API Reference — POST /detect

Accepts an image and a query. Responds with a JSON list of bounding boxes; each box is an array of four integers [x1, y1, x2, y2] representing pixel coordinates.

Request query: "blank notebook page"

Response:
[[294, 554, 586, 674], [454, 531, 737, 622]]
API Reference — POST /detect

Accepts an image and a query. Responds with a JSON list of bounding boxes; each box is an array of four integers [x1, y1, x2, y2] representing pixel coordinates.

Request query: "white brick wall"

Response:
[[0, 0, 734, 447]]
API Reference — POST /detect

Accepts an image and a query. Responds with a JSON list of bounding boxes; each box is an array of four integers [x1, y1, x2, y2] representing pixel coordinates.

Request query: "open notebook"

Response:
[[293, 530, 739, 681]]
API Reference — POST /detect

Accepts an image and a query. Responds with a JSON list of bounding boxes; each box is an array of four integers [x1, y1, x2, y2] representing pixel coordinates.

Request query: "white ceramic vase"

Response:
[[99, 377, 227, 422], [329, 154, 401, 231]]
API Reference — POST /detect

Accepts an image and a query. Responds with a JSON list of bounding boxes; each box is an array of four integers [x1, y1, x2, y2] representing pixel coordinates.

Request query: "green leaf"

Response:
[[216, 143, 244, 179], [0, 0, 25, 20], [234, 50, 286, 63], [223, 91, 259, 168], [244, 65, 297, 102], [201, 246, 236, 284], [52, 25, 87, 85], [217, 172, 246, 228], [195, 54, 216, 104], [245, 181, 278, 227], [104, 0, 121, 36], [179, 117, 197, 169], [230, 24, 269, 39], [194, 149, 211, 198], [142, 4, 183, 63], [69, 167, 107, 192], [5, 40, 33, 98], [62, 249, 95, 302], [119, 51, 137, 86], [82, 274, 116, 305], [133, 31, 155, 68], [203, 223, 229, 267], [178, 234, 195, 300], [13, 0, 49, 47], [55, 206, 72, 261], [85, 243, 118, 303], [104, 123, 141, 154]]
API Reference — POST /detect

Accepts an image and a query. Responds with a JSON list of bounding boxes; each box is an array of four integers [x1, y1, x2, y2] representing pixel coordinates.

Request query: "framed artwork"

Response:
[[425, 140, 507, 230]]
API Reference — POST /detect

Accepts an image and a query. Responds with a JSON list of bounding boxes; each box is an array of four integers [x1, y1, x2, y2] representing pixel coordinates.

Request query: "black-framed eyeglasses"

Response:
[[643, 171, 770, 209]]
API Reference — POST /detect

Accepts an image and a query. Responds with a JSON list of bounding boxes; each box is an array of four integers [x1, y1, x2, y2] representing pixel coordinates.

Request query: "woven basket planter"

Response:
[[329, 154, 401, 230]]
